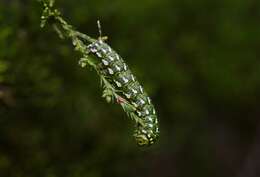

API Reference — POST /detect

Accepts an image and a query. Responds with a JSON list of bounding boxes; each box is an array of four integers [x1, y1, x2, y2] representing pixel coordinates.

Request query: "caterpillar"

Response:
[[86, 38, 159, 146], [40, 0, 159, 146]]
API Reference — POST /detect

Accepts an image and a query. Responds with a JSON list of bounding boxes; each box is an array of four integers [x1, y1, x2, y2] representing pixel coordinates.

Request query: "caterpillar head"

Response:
[[134, 134, 149, 146], [134, 130, 155, 146]]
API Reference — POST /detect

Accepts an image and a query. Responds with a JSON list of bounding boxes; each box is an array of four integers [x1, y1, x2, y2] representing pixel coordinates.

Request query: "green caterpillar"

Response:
[[39, 0, 159, 146], [86, 39, 159, 146]]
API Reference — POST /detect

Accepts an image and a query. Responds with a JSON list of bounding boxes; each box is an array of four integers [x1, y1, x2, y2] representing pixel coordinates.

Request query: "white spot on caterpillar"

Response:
[[114, 80, 122, 87], [123, 63, 127, 70], [122, 77, 129, 83], [102, 59, 109, 66], [152, 108, 156, 114], [115, 65, 121, 71], [139, 86, 143, 93], [147, 117, 153, 122], [147, 97, 151, 104], [132, 102, 138, 108], [101, 48, 107, 54], [96, 52, 102, 58], [87, 44, 97, 52], [108, 68, 114, 75], [137, 111, 142, 117], [131, 75, 135, 81], [124, 93, 131, 99], [145, 110, 149, 115], [148, 130, 153, 134], [140, 99, 145, 105], [142, 129, 147, 134], [148, 124, 153, 128], [132, 89, 138, 94], [155, 119, 158, 124], [108, 56, 114, 61], [89, 47, 97, 53], [115, 54, 120, 60]]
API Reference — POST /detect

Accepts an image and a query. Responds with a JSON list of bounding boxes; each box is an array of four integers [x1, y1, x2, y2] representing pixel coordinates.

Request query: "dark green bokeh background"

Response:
[[1, 0, 260, 177]]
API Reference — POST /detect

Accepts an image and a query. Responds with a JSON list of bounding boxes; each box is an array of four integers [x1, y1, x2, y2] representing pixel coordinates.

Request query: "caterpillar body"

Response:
[[39, 1, 159, 146], [87, 39, 159, 146]]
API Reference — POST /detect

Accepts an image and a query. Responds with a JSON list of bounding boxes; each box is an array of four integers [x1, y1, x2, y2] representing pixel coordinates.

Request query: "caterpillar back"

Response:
[[87, 39, 159, 146]]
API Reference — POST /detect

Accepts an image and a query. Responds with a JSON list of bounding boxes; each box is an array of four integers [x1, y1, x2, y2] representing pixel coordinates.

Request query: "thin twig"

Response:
[[39, 0, 144, 126]]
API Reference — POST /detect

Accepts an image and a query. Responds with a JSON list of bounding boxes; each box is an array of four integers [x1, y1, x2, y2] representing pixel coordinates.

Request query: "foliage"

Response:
[[1, 0, 260, 177], [39, 0, 155, 145]]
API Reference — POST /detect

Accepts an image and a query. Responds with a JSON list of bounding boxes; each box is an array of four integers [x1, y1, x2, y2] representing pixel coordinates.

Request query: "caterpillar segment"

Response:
[[87, 39, 159, 146]]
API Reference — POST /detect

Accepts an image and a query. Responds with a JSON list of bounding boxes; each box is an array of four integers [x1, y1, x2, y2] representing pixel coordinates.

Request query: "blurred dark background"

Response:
[[1, 0, 260, 177]]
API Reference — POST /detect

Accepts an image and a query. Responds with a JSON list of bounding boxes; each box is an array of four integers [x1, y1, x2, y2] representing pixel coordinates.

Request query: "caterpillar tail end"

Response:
[[134, 134, 150, 146], [133, 130, 158, 147]]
